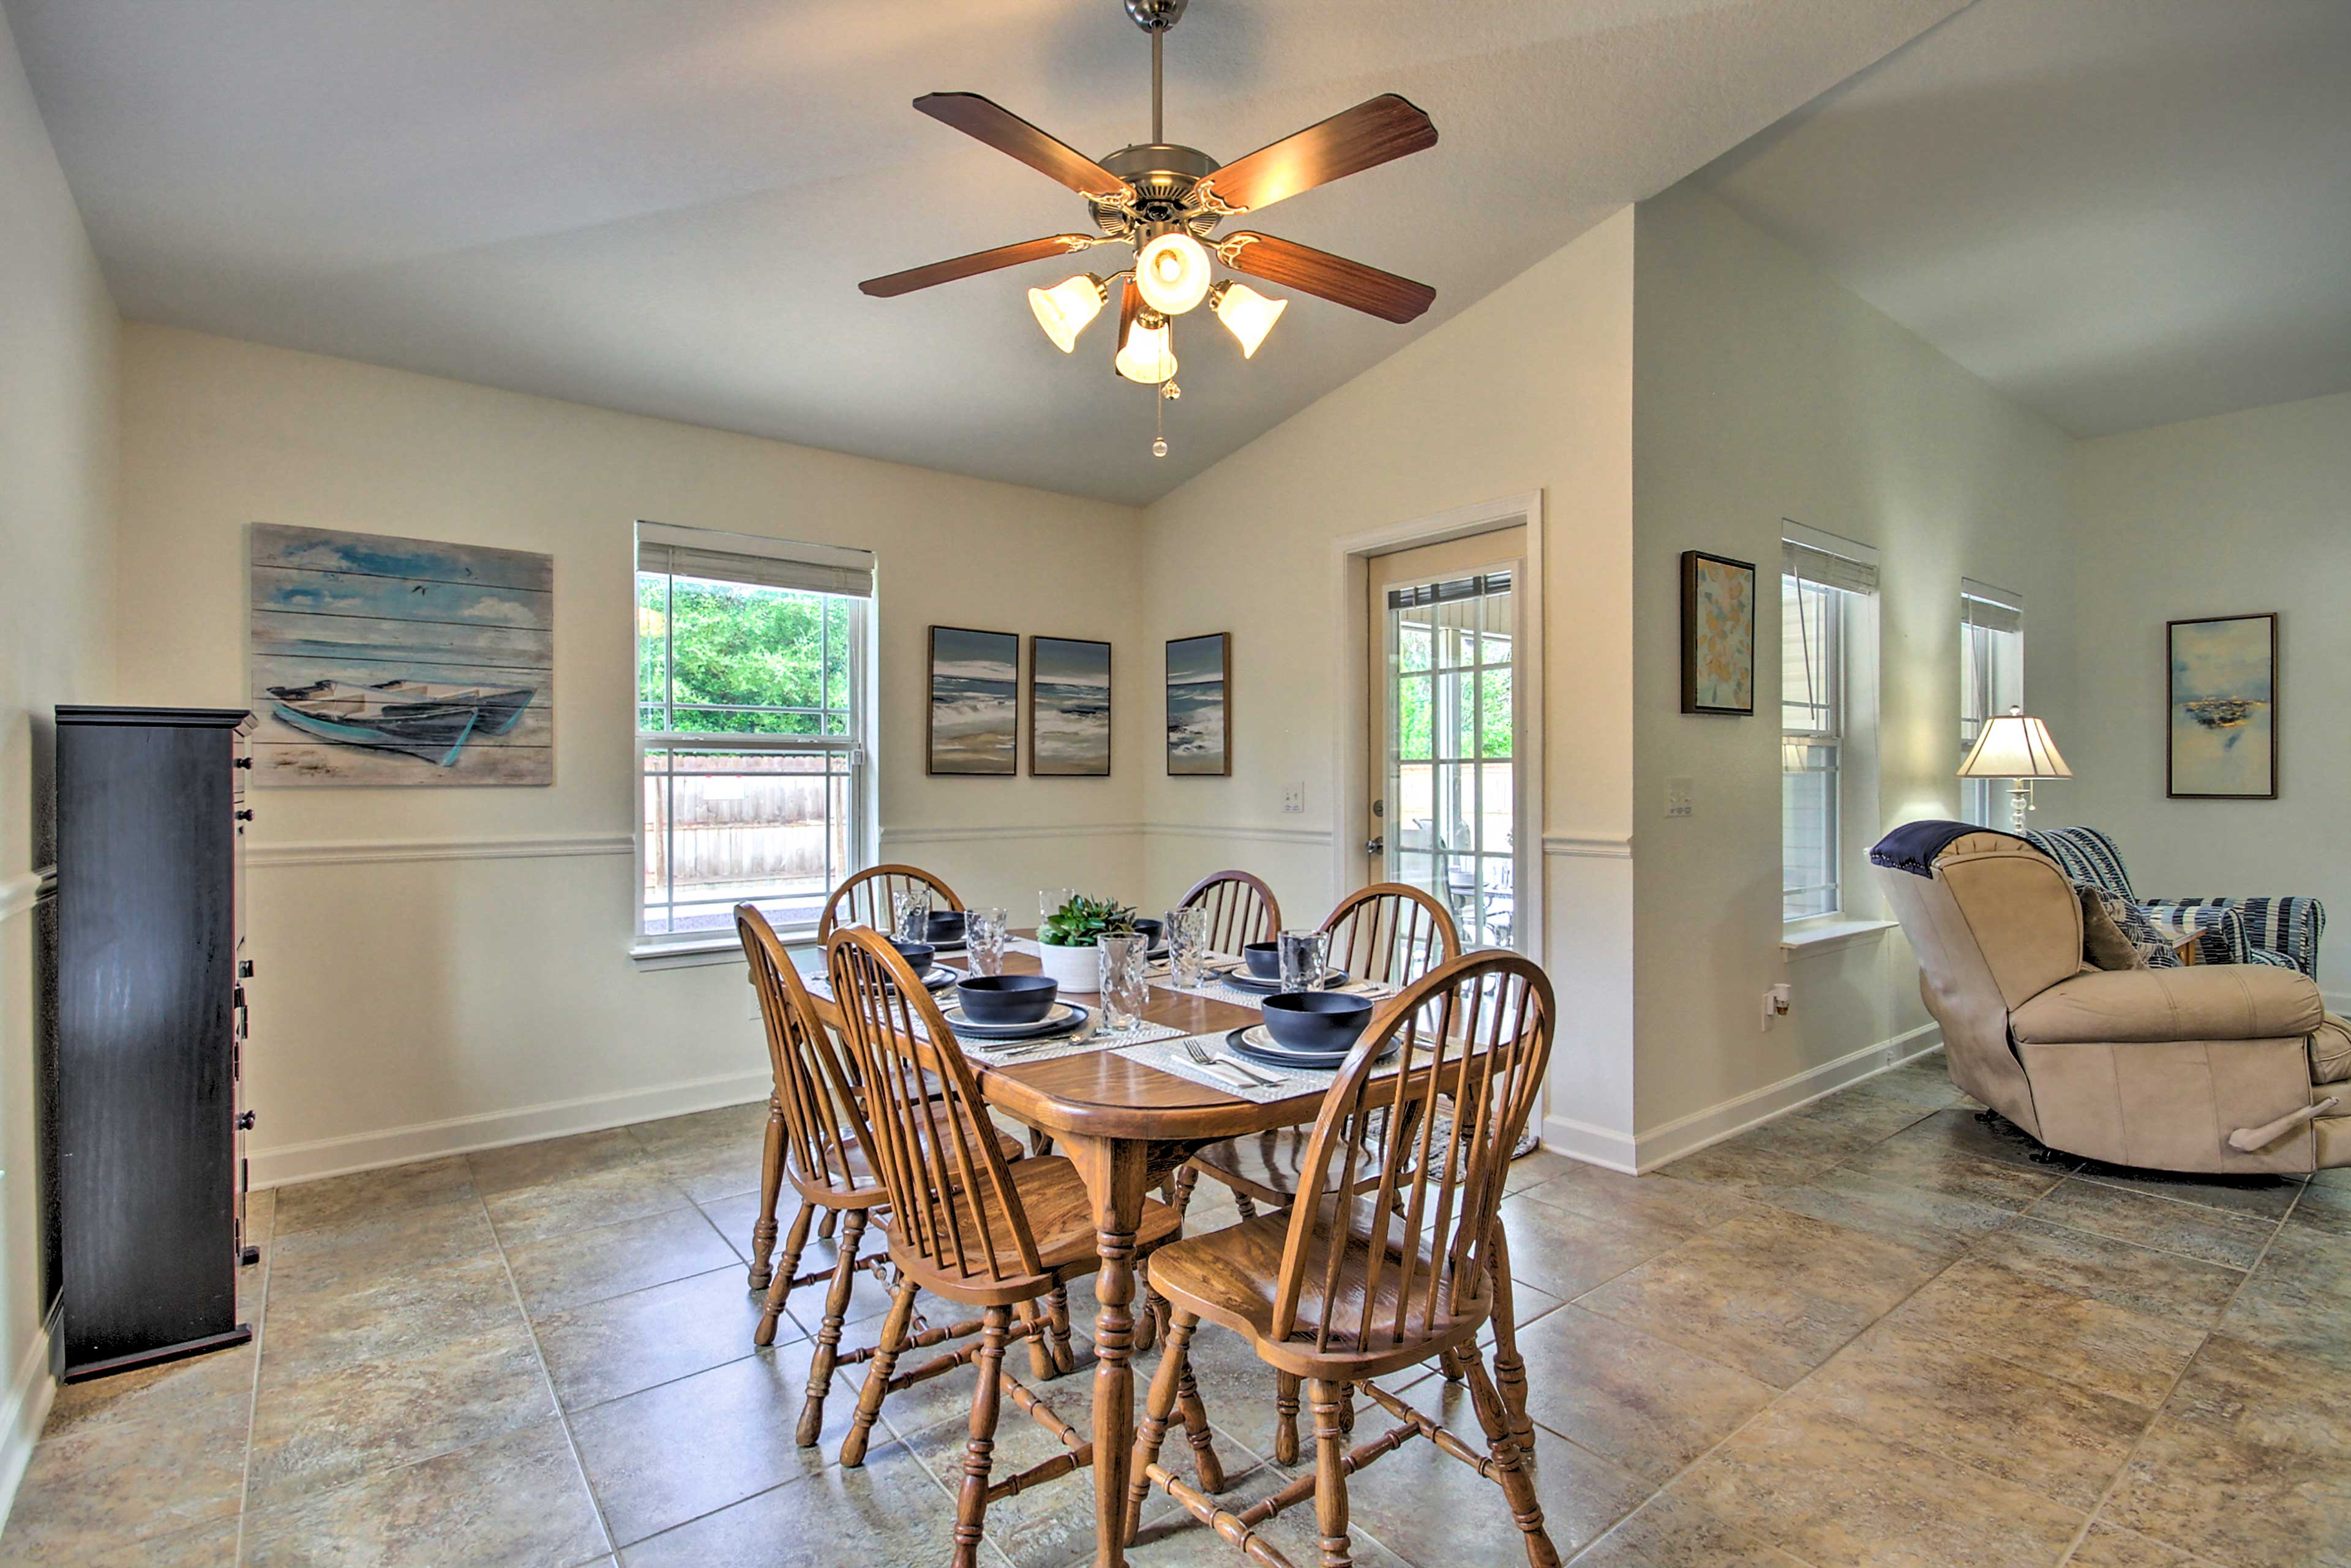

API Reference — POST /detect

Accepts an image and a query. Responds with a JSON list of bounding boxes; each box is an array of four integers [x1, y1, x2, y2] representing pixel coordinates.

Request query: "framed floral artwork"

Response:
[[2167, 612, 2277, 798], [1680, 550, 1755, 715]]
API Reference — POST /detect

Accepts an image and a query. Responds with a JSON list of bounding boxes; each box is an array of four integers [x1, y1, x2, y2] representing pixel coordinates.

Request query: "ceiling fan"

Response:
[[859, 0, 1439, 456]]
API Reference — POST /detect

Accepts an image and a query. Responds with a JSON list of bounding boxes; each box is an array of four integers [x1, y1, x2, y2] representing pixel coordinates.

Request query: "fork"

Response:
[[1183, 1037, 1280, 1087]]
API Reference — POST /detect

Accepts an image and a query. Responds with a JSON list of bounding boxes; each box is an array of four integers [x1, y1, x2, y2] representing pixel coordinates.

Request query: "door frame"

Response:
[[1327, 490, 1545, 956]]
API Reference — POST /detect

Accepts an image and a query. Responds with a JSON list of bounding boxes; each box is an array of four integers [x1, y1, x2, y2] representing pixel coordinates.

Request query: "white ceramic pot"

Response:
[[1034, 939, 1101, 994]]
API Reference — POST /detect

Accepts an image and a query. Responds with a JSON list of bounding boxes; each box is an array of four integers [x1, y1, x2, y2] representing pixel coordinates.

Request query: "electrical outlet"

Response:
[[1761, 983, 1792, 1032], [1665, 776, 1693, 818], [1282, 782, 1305, 814]]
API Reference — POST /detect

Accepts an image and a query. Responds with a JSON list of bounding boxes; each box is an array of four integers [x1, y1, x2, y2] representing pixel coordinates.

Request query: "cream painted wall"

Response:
[[1629, 184, 2077, 1149], [1138, 210, 1639, 1159], [116, 326, 1145, 1184], [2068, 391, 2351, 998], [0, 1, 117, 1510]]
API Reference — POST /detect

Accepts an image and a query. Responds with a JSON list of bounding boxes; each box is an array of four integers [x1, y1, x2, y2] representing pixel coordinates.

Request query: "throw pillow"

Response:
[[2074, 882, 2145, 970], [2072, 881, 2183, 970]]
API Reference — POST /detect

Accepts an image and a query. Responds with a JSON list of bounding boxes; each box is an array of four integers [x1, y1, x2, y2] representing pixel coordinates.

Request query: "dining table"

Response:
[[794, 933, 1363, 1568]]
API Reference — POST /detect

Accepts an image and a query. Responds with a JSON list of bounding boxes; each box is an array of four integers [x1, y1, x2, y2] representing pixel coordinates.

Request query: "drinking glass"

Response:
[[1164, 905, 1209, 989], [966, 906, 1010, 977], [1278, 928, 1329, 993], [892, 888, 933, 945], [1098, 934, 1148, 1032]]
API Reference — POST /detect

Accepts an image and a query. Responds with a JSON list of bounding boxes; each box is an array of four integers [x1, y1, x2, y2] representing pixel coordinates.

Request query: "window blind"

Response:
[[1385, 570, 1512, 610], [1960, 578, 2023, 635], [1780, 539, 1877, 596], [637, 522, 874, 599]]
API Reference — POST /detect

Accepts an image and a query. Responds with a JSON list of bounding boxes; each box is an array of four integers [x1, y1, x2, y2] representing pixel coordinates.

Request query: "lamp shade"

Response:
[[1135, 231, 1212, 315], [1114, 314, 1177, 384], [1027, 273, 1105, 353], [1958, 708, 2072, 780], [1209, 280, 1286, 358]]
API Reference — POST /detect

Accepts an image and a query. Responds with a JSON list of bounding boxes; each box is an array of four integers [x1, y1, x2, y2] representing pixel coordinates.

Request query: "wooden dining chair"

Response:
[[1167, 882, 1465, 1460], [825, 927, 1208, 1567], [735, 907, 1027, 1446], [1129, 950, 1560, 1568], [817, 862, 963, 940], [1178, 868, 1282, 955]]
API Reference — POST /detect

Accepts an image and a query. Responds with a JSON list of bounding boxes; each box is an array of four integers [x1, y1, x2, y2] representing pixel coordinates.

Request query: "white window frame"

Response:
[[1780, 523, 1880, 929], [630, 523, 877, 959], [1959, 579, 2024, 828]]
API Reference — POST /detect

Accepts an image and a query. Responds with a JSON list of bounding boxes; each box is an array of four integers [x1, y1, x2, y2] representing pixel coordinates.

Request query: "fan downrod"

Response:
[[1124, 0, 1186, 32]]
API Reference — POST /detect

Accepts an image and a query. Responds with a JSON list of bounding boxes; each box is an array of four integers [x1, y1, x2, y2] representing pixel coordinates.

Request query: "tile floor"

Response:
[[6, 1051, 2347, 1567]]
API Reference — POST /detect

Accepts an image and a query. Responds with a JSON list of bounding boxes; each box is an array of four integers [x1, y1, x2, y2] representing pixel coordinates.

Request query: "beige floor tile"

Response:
[[2104, 1411, 2351, 1568], [1574, 1206, 1941, 1387], [1507, 1305, 1778, 1484], [1655, 1117, 1877, 1196], [626, 1101, 771, 1155], [570, 1349, 860, 1545], [613, 1441, 961, 1568], [1564, 1487, 1812, 1566], [265, 1198, 503, 1299], [70, 1517, 242, 1568], [2069, 1161, 2306, 1221], [0, 1382, 249, 1561], [1971, 1216, 2248, 1327], [2287, 1175, 2351, 1239], [503, 1207, 739, 1316], [40, 1340, 255, 1439], [485, 1163, 698, 1248], [1787, 1317, 2150, 1512], [696, 1189, 779, 1267], [246, 1318, 557, 1509], [1872, 1107, 2079, 1172], [536, 1264, 798, 1411], [1493, 1192, 1694, 1299], [1509, 1161, 1764, 1238], [246, 1185, 279, 1243], [242, 1418, 609, 1567], [1674, 1401, 2087, 1568], [273, 1156, 479, 1235], [1888, 1257, 2207, 1409], [2216, 1224, 2351, 1370], [1832, 1134, 2067, 1209], [639, 1139, 768, 1206], [2067, 1521, 2224, 1567], [1117, 1460, 1417, 1568], [1790, 1078, 1946, 1141], [2159, 1332, 2351, 1458], [1752, 1163, 2020, 1258], [261, 1250, 527, 1381], [468, 1127, 654, 1196], [2032, 1177, 2278, 1268]]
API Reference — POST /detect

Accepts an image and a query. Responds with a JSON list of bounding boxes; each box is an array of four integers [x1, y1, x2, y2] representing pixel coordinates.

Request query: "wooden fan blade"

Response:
[[1117, 277, 1142, 353], [1218, 232, 1435, 324], [860, 234, 1098, 298], [1197, 94, 1436, 214], [915, 92, 1134, 201]]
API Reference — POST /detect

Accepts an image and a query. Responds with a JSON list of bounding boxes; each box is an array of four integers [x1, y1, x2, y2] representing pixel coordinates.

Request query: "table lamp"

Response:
[[1957, 707, 2072, 833]]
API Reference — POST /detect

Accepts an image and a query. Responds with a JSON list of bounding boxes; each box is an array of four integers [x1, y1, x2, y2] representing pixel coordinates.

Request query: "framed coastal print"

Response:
[[2167, 612, 2276, 799], [1166, 632, 1230, 776], [1680, 550, 1756, 715], [928, 625, 1018, 776], [249, 522, 554, 786], [1029, 636, 1111, 777]]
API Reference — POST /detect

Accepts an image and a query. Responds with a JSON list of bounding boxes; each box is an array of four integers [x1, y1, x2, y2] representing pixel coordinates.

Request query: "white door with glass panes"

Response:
[[1365, 528, 1528, 953]]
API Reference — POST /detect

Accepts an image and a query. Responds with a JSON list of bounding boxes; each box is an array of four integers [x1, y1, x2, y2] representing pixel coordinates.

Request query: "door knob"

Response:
[[1365, 836, 1385, 856]]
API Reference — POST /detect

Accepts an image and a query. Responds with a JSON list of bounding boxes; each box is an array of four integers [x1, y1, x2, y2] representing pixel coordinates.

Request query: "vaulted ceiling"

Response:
[[7, 0, 1962, 503]]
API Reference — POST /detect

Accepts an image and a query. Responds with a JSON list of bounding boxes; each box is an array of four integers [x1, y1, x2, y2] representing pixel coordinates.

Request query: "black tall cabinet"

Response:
[[54, 705, 258, 1380]]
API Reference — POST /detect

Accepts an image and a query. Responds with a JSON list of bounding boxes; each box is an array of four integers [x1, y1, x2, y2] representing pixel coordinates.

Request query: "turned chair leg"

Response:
[[1233, 1193, 1258, 1222], [1133, 1283, 1163, 1354], [1174, 1338, 1225, 1492], [754, 1199, 816, 1348], [841, 1274, 917, 1468], [1310, 1376, 1354, 1568], [1463, 1358, 1558, 1567], [1489, 1221, 1535, 1454], [952, 1305, 1012, 1568], [1274, 1371, 1302, 1465], [1014, 1298, 1057, 1381], [796, 1207, 868, 1446], [1169, 1165, 1199, 1221], [1127, 1308, 1198, 1544], [1045, 1284, 1077, 1376], [748, 1095, 786, 1289], [817, 1206, 840, 1241]]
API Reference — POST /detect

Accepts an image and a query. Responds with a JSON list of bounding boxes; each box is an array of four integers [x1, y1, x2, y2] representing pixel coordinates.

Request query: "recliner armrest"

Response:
[[2011, 965, 2323, 1045]]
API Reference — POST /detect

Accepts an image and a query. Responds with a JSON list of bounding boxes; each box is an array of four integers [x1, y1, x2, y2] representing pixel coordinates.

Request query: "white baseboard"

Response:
[[247, 1069, 772, 1189], [0, 1305, 60, 1537], [1628, 1022, 1945, 1172], [1537, 1112, 1640, 1174]]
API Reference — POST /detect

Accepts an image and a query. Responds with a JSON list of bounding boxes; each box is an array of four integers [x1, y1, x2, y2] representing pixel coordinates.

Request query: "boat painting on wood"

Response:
[[249, 523, 554, 785]]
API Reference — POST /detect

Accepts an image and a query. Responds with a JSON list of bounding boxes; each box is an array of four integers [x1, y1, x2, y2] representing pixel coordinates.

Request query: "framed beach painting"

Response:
[[1679, 550, 1755, 716], [248, 523, 553, 785], [928, 625, 1019, 776], [2168, 612, 2277, 799], [1166, 632, 1230, 776], [1029, 636, 1111, 777]]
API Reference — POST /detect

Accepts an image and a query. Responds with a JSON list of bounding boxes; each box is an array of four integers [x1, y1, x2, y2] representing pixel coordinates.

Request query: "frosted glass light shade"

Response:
[[1027, 274, 1105, 353], [1210, 281, 1286, 358], [1135, 231, 1212, 315], [1958, 709, 2072, 779], [1115, 315, 1177, 384]]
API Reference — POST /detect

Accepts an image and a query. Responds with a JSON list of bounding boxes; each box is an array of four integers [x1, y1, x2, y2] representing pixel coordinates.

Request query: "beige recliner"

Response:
[[1881, 830, 2350, 1173]]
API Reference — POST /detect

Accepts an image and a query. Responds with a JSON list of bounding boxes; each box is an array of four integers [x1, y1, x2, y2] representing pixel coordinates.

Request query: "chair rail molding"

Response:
[[1541, 833, 1633, 860], [881, 822, 1146, 847], [1142, 822, 1335, 846], [246, 834, 633, 868]]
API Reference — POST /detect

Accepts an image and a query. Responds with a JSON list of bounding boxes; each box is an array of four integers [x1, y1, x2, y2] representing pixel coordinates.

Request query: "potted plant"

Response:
[[1035, 893, 1138, 993]]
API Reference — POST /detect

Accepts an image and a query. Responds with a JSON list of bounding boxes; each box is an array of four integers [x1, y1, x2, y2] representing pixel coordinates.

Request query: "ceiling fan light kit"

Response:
[[860, 0, 1439, 457]]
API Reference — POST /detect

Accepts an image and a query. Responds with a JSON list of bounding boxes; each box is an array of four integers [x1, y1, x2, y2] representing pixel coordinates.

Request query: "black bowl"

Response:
[[957, 973, 1059, 1026], [925, 910, 969, 944], [1131, 918, 1164, 949], [1261, 991, 1374, 1054], [887, 939, 937, 973], [1242, 941, 1283, 980]]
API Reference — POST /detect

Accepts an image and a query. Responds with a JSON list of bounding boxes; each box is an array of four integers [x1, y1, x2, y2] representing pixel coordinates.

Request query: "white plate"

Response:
[[939, 1000, 1082, 1040], [1215, 964, 1346, 992]]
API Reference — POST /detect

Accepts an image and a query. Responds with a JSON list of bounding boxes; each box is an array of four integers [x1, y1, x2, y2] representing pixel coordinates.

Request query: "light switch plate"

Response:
[[1282, 782, 1305, 814], [1665, 777, 1694, 818]]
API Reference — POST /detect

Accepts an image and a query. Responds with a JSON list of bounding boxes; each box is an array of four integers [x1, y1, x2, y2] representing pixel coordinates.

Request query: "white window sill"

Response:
[[628, 927, 818, 970], [1780, 918, 1897, 958]]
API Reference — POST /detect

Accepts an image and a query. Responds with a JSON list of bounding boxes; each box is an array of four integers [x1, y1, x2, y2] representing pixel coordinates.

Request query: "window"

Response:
[[1959, 580, 2024, 827], [635, 523, 874, 947], [1781, 530, 1877, 923]]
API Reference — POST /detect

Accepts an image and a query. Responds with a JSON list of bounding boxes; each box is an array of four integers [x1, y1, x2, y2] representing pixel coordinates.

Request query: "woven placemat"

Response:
[[959, 1017, 1183, 1067]]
